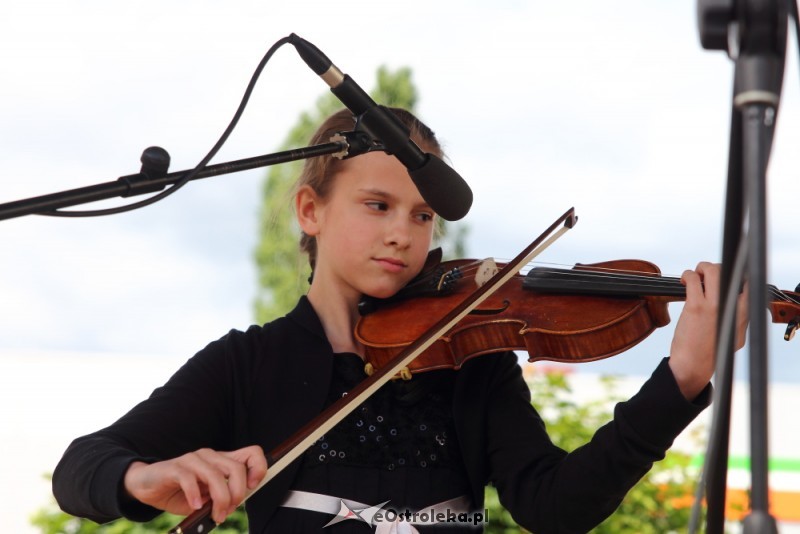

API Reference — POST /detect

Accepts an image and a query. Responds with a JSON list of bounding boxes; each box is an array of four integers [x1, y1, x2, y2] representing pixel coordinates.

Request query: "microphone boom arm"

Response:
[[0, 133, 374, 221]]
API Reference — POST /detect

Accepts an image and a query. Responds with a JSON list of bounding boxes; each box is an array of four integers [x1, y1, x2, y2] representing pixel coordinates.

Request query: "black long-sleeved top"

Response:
[[53, 296, 710, 533]]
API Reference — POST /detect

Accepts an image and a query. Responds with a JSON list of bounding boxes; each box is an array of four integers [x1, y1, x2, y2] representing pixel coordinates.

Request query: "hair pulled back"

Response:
[[297, 107, 443, 273]]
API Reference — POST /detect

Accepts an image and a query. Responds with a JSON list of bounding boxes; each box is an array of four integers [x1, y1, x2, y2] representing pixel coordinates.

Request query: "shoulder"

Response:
[[166, 314, 301, 394], [193, 299, 332, 385], [217, 316, 296, 354], [197, 297, 320, 367]]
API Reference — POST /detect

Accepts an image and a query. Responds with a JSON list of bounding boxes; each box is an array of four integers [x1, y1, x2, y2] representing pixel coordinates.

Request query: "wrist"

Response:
[[668, 357, 709, 401], [123, 461, 149, 500], [117, 460, 163, 521]]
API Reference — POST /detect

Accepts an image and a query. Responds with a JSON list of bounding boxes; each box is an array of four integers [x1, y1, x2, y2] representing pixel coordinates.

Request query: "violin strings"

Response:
[[505, 261, 798, 303], [516, 261, 687, 290], [524, 263, 797, 303], [438, 260, 798, 305], [526, 270, 688, 294], [494, 258, 688, 282], [452, 261, 683, 289], [524, 268, 797, 303], [441, 261, 686, 294]]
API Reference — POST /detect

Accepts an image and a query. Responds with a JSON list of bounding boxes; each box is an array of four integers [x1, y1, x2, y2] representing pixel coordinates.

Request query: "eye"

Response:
[[415, 212, 434, 223], [365, 201, 388, 212]]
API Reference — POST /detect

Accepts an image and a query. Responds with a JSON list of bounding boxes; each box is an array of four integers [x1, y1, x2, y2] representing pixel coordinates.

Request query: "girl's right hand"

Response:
[[123, 445, 267, 524]]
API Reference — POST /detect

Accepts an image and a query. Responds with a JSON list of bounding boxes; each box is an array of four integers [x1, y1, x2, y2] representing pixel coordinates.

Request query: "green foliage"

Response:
[[483, 371, 702, 533], [30, 504, 248, 534], [252, 65, 467, 324], [251, 91, 340, 324]]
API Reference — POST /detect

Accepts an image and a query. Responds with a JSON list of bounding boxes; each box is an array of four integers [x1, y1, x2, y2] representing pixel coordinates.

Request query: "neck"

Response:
[[306, 281, 364, 356]]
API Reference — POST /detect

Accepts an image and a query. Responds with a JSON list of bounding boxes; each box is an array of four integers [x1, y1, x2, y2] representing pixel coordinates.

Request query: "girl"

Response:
[[53, 108, 747, 533]]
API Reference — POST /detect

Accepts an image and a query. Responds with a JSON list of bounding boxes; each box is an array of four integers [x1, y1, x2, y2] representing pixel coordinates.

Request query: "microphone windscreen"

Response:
[[409, 154, 473, 221]]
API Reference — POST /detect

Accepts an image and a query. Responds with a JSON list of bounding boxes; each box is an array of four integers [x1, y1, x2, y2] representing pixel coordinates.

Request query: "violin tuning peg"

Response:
[[785, 318, 799, 341]]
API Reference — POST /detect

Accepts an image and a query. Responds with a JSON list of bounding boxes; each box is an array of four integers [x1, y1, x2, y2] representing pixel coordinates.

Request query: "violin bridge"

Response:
[[474, 258, 499, 288]]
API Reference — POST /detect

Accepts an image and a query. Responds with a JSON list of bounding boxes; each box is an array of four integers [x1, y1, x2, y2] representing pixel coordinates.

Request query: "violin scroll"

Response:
[[776, 282, 800, 340]]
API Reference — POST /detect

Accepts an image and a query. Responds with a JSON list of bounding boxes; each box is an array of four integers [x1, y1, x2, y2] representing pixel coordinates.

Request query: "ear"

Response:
[[295, 184, 323, 236]]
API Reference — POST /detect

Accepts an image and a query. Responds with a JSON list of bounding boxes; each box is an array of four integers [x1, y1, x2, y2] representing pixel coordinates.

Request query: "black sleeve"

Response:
[[52, 327, 262, 524], [486, 356, 710, 533]]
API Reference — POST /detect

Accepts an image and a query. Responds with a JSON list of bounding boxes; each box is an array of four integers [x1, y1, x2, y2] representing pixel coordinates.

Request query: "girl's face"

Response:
[[300, 150, 436, 304]]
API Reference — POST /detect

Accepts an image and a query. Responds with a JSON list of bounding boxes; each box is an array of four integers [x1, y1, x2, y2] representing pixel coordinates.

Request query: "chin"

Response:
[[362, 284, 404, 300], [364, 289, 398, 300]]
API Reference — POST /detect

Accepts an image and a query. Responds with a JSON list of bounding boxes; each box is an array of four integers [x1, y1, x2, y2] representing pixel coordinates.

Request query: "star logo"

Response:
[[323, 499, 390, 528]]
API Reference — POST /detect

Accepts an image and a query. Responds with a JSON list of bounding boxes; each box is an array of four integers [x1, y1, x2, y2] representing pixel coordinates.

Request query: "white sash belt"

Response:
[[280, 490, 471, 533]]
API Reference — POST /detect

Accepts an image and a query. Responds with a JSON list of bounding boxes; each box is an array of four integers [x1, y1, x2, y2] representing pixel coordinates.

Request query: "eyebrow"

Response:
[[357, 188, 432, 211]]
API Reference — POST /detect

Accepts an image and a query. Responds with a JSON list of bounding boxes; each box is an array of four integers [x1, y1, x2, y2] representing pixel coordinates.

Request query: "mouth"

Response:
[[374, 257, 407, 273]]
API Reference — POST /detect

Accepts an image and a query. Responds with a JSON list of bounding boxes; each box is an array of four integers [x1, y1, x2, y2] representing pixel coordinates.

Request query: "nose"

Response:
[[384, 215, 412, 249]]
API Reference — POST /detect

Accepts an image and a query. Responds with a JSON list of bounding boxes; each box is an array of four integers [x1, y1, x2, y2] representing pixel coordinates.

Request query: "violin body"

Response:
[[356, 257, 800, 376], [356, 259, 678, 374]]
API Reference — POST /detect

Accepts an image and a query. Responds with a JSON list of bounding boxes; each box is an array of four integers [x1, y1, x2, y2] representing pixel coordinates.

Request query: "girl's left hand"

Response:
[[668, 262, 749, 400]]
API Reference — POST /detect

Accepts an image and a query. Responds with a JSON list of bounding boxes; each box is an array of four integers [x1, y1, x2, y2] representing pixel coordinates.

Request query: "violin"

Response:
[[355, 253, 800, 378]]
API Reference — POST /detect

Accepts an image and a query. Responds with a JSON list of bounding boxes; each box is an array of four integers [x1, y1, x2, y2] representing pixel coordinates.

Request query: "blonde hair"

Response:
[[297, 107, 443, 273]]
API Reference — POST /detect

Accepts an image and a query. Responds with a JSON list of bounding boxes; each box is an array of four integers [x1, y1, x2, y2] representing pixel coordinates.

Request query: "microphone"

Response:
[[288, 33, 473, 221]]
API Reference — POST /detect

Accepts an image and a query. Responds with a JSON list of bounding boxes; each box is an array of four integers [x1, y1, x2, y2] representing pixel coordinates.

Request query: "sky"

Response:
[[1, 0, 800, 531]]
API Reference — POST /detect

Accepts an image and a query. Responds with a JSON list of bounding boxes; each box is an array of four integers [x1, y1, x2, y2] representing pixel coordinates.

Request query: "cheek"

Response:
[[329, 216, 374, 253], [415, 226, 435, 252], [408, 232, 434, 271]]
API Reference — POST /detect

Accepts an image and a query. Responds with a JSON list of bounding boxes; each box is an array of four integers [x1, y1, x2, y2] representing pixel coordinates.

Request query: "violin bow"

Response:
[[169, 207, 578, 534]]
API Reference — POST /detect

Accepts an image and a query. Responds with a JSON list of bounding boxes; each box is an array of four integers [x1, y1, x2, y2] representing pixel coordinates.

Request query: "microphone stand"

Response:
[[0, 130, 377, 222], [696, 0, 788, 532]]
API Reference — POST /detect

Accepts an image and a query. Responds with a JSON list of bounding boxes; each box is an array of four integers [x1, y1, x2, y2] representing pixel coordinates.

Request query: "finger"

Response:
[[242, 446, 268, 489], [221, 445, 268, 490], [218, 459, 248, 516], [695, 261, 720, 304], [173, 467, 205, 511], [681, 269, 704, 307], [200, 448, 261, 519], [188, 450, 238, 524]]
